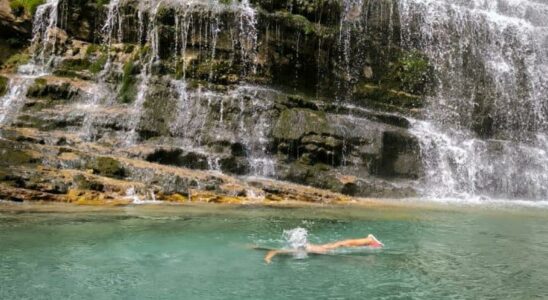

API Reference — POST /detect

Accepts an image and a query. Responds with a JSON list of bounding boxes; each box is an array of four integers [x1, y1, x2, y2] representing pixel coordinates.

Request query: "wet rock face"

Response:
[[0, 0, 430, 201], [0, 75, 8, 96]]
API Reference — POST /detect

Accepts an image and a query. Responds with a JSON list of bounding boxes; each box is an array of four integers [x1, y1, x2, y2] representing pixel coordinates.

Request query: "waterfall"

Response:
[[0, 0, 61, 128], [0, 77, 34, 126], [125, 3, 162, 145], [399, 0, 548, 200], [80, 0, 122, 141], [168, 84, 277, 177], [31, 0, 61, 68], [236, 0, 258, 75]]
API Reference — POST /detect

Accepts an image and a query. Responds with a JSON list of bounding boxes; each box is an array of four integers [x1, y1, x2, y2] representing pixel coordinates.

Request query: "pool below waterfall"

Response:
[[1, 202, 547, 299]]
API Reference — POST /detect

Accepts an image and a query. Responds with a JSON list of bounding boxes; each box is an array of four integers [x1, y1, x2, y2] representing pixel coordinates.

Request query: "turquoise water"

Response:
[[1, 203, 547, 299]]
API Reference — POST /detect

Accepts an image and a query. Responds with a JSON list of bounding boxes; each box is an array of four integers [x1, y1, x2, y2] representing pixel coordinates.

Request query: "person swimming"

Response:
[[264, 234, 384, 264]]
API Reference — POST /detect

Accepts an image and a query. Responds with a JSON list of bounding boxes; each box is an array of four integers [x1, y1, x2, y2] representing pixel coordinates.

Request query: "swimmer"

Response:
[[264, 234, 383, 264]]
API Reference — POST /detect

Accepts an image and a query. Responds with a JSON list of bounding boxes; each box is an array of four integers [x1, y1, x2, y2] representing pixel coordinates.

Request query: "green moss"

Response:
[[123, 44, 135, 54], [89, 54, 108, 74], [385, 51, 434, 95], [86, 157, 126, 179], [59, 59, 91, 71], [3, 52, 30, 68], [94, 0, 109, 6], [73, 174, 104, 191], [9, 0, 45, 17], [118, 59, 137, 103], [85, 44, 101, 56], [34, 77, 47, 86], [52, 69, 88, 80], [0, 76, 8, 97], [27, 79, 77, 103], [0, 142, 36, 166]]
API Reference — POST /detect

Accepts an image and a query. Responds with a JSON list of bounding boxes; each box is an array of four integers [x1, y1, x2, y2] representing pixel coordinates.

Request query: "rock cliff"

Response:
[[0, 0, 433, 203]]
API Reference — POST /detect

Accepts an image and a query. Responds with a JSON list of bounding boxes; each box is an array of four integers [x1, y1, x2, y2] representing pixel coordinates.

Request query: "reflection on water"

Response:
[[0, 203, 547, 299]]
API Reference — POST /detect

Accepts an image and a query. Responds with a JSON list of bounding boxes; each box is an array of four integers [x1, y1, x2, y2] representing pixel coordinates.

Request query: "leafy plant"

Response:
[[9, 0, 45, 17]]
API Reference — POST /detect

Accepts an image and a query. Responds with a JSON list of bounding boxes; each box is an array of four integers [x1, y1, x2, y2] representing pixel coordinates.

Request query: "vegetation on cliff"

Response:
[[9, 0, 44, 17]]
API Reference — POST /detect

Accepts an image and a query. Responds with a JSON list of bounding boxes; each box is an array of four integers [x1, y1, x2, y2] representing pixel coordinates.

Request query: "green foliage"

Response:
[[0, 76, 8, 97], [390, 51, 433, 95], [9, 0, 45, 16]]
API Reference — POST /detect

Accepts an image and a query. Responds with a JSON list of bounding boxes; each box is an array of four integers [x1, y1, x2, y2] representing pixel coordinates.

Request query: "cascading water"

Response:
[[168, 84, 277, 177], [0, 77, 34, 126], [125, 2, 162, 145], [0, 0, 61, 127], [399, 0, 548, 201], [236, 0, 258, 75], [31, 0, 61, 68], [80, 0, 122, 141]]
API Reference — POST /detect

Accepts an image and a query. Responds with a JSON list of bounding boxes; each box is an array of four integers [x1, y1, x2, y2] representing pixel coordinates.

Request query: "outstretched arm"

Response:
[[264, 249, 296, 264]]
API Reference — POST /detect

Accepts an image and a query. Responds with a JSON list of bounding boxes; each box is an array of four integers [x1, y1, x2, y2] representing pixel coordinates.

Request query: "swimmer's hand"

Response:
[[264, 249, 297, 264]]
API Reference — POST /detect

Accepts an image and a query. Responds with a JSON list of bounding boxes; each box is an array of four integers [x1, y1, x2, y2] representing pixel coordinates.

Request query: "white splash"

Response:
[[282, 227, 309, 259], [125, 187, 161, 204]]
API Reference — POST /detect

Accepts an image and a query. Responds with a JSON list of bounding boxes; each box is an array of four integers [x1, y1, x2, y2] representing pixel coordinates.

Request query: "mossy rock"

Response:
[[2, 52, 30, 70], [188, 59, 241, 84], [0, 142, 38, 166], [86, 157, 126, 179], [283, 95, 319, 110], [146, 149, 209, 170], [273, 108, 329, 140], [354, 84, 424, 111], [59, 58, 91, 71], [253, 0, 342, 26], [26, 78, 78, 101], [117, 59, 137, 103], [220, 156, 250, 175], [73, 174, 104, 191], [54, 58, 93, 79], [0, 76, 8, 97], [383, 51, 434, 95], [89, 54, 108, 74]]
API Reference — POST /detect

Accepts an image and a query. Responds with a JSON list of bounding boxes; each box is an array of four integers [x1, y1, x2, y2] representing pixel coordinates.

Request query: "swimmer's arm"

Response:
[[264, 249, 296, 264]]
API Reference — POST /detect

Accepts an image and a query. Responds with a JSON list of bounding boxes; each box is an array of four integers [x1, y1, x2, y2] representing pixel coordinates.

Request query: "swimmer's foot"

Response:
[[368, 234, 384, 248]]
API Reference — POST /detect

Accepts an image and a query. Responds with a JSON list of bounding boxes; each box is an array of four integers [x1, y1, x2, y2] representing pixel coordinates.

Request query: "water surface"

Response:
[[1, 203, 547, 299]]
